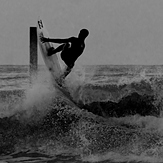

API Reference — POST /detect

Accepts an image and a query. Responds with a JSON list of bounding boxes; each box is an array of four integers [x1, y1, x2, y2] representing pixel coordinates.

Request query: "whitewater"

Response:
[[1, 65, 163, 163]]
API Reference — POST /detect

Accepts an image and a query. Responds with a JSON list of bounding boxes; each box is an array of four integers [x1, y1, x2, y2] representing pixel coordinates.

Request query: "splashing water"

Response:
[[1, 65, 163, 163]]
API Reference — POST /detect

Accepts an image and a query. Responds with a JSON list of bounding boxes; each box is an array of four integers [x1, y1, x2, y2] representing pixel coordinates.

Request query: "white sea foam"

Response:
[[1, 65, 163, 163]]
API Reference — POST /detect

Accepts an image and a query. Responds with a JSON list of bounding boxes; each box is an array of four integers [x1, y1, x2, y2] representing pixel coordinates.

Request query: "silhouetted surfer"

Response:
[[40, 29, 89, 80]]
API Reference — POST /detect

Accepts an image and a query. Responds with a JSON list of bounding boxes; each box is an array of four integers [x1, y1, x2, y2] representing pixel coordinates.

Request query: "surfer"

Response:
[[40, 29, 89, 79]]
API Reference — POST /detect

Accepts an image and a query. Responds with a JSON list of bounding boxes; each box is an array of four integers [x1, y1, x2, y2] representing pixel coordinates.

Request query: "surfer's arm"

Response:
[[41, 36, 74, 43], [48, 38, 72, 43]]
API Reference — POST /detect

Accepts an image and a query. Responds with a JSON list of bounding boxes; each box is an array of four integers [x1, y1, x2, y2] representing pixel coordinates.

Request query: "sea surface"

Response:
[[1, 64, 163, 163]]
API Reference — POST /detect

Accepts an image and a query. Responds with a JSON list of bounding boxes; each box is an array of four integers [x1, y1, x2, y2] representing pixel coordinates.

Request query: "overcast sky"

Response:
[[1, 0, 163, 65]]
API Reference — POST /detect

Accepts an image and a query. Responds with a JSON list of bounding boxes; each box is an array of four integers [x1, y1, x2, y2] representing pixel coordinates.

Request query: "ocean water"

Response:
[[1, 64, 163, 163]]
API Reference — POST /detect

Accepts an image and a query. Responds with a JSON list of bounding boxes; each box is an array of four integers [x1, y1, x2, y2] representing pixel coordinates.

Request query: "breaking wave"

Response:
[[1, 66, 163, 162]]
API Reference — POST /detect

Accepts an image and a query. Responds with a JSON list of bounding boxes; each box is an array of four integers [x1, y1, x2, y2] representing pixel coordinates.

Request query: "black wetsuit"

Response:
[[41, 29, 89, 79], [60, 37, 85, 68]]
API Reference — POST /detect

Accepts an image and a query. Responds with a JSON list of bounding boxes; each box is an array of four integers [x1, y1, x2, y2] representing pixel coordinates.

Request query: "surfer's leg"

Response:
[[57, 67, 72, 87], [48, 44, 66, 56], [61, 63, 74, 79], [60, 43, 71, 61], [63, 67, 72, 77], [57, 64, 74, 87]]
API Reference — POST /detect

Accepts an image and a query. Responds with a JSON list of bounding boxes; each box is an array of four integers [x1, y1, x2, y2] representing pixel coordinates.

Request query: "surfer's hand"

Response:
[[40, 36, 49, 43]]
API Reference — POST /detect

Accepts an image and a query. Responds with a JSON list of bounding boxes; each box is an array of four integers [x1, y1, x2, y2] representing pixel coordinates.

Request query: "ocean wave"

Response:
[[63, 74, 163, 118], [1, 69, 163, 162]]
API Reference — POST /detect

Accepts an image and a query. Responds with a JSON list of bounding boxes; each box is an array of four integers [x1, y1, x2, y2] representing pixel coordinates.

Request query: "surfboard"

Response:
[[37, 18, 78, 106], [37, 19, 66, 83]]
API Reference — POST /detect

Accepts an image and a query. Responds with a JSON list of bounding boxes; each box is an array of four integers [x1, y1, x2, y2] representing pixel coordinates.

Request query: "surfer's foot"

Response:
[[47, 47, 55, 56]]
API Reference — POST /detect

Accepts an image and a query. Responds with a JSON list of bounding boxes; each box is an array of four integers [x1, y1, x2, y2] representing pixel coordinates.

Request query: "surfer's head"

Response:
[[78, 29, 89, 40]]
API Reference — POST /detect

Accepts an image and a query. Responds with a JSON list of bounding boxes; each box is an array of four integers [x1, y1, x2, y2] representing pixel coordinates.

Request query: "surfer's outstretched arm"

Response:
[[40, 36, 73, 44], [48, 38, 72, 43]]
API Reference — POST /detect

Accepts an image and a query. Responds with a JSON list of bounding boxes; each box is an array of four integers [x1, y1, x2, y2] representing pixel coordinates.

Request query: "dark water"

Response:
[[1, 65, 163, 163]]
